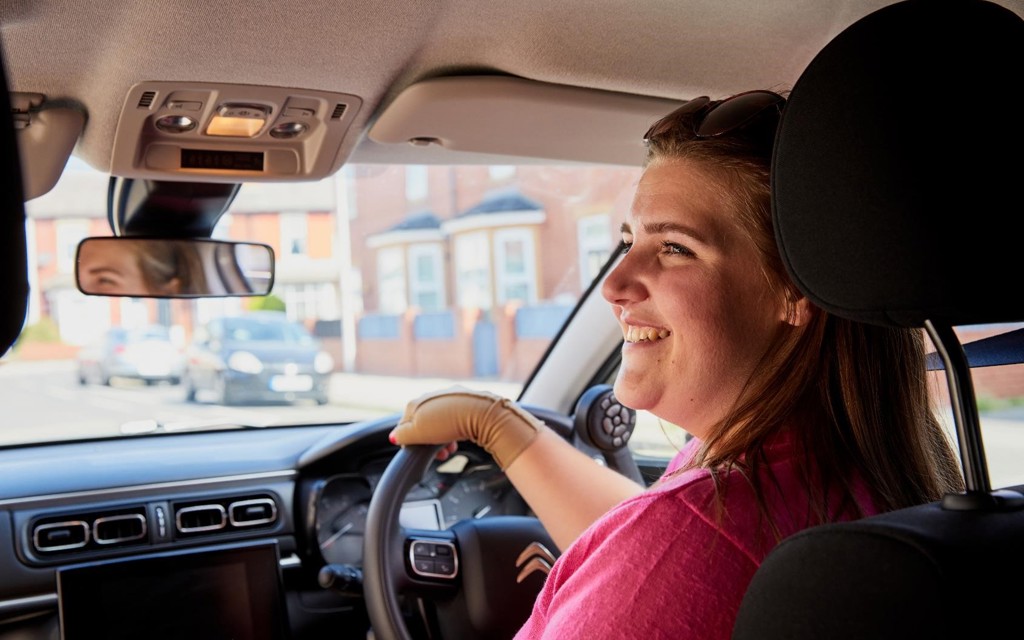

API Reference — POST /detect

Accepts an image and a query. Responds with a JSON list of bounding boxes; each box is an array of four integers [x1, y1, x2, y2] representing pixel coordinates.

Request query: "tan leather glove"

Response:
[[388, 386, 544, 469]]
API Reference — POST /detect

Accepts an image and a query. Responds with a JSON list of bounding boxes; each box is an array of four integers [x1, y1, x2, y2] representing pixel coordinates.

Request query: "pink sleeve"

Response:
[[515, 485, 758, 640]]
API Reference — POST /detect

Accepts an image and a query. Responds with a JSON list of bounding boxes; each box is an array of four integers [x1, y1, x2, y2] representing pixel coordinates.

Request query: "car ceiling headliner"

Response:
[[0, 0, 938, 173]]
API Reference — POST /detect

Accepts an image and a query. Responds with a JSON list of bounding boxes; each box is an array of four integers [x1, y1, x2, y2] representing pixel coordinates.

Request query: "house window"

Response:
[[488, 165, 515, 180], [454, 231, 492, 310], [282, 283, 338, 322], [495, 228, 536, 304], [377, 246, 407, 314], [408, 244, 445, 311], [56, 219, 90, 273], [577, 214, 612, 288], [279, 212, 308, 256], [405, 165, 429, 201]]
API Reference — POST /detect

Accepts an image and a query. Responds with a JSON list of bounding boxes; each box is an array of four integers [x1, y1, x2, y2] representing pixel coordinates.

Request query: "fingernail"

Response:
[[388, 431, 397, 445]]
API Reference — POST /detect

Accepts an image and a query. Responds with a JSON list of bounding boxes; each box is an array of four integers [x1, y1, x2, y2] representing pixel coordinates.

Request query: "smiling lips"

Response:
[[624, 325, 671, 343]]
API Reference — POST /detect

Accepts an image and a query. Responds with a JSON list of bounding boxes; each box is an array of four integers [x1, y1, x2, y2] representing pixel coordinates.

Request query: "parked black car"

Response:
[[183, 311, 333, 405]]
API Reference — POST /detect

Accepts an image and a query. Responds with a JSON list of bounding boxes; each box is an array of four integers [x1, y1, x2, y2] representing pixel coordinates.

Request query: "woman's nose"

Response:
[[601, 249, 643, 304]]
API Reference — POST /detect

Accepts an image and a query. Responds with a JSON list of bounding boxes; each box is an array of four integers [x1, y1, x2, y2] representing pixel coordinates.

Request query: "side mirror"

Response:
[[76, 237, 275, 298]]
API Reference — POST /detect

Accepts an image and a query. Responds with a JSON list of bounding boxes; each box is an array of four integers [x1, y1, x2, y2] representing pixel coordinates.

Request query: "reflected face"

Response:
[[600, 158, 788, 439], [76, 238, 182, 294], [77, 240, 150, 296]]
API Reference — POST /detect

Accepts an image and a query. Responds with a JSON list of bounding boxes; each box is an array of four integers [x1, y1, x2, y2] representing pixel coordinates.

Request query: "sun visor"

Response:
[[367, 76, 682, 166], [14, 93, 85, 200]]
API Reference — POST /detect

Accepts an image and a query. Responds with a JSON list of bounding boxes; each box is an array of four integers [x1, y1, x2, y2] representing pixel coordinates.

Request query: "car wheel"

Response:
[[183, 375, 197, 402]]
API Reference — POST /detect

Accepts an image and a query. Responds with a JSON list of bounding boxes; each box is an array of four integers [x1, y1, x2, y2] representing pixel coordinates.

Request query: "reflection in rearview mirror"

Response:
[[75, 237, 275, 298]]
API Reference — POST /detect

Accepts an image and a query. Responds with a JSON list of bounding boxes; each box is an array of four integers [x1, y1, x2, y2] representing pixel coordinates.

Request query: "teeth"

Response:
[[625, 326, 670, 343]]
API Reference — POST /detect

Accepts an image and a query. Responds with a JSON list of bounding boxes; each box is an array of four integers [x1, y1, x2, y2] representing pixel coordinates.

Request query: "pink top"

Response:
[[513, 431, 880, 639]]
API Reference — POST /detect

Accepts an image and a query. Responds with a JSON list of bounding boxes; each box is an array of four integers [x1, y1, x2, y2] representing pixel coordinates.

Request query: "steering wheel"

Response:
[[362, 386, 642, 640]]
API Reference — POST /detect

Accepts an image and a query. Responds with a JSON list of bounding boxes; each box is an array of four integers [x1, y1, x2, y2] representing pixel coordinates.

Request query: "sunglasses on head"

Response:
[[643, 90, 785, 144]]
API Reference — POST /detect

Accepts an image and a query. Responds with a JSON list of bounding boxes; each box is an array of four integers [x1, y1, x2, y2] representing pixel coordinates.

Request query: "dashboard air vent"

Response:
[[176, 504, 227, 533], [30, 506, 148, 555], [173, 494, 279, 537], [229, 497, 277, 527], [94, 513, 147, 545], [34, 520, 89, 552]]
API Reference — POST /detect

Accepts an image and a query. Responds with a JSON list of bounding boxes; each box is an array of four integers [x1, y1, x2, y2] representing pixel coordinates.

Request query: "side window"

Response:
[[628, 409, 690, 464]]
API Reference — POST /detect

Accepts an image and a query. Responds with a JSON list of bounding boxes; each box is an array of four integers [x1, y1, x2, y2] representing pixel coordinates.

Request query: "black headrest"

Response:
[[0, 36, 29, 355], [772, 0, 1024, 328]]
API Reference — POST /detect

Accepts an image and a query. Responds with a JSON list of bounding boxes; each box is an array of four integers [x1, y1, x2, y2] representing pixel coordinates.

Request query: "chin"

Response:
[[611, 376, 656, 412]]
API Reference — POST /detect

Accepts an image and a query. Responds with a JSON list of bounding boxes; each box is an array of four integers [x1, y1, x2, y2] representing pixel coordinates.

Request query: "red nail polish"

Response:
[[388, 432, 397, 445]]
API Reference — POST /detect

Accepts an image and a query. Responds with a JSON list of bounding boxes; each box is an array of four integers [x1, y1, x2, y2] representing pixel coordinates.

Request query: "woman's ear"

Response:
[[783, 294, 813, 327]]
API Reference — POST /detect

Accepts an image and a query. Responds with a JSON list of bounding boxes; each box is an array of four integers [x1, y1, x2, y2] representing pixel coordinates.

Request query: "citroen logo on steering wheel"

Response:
[[515, 541, 556, 583]]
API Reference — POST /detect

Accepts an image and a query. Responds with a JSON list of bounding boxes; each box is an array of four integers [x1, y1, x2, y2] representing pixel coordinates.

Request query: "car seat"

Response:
[[0, 36, 30, 358], [731, 1, 1024, 638]]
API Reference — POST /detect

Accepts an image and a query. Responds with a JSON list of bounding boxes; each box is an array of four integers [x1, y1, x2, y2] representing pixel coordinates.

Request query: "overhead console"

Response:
[[110, 82, 361, 182]]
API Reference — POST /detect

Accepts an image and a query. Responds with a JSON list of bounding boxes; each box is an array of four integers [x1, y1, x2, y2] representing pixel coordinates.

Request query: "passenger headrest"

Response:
[[0, 38, 30, 356], [772, 0, 1024, 328]]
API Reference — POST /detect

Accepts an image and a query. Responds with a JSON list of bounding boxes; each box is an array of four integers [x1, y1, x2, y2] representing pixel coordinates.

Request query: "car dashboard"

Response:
[[0, 413, 541, 640]]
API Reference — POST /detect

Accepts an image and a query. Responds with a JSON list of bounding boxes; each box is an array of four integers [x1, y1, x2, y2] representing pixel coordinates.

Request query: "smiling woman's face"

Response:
[[601, 158, 791, 439]]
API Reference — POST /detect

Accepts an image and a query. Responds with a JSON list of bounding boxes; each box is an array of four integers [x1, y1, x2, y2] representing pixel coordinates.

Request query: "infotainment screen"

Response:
[[57, 540, 289, 640]]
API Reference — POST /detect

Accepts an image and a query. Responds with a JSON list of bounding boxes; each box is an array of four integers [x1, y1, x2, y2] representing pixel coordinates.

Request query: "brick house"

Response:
[[23, 160, 641, 382]]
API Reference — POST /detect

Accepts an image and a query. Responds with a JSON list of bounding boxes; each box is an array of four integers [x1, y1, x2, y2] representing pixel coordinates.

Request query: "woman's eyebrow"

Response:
[[642, 220, 704, 238], [86, 267, 122, 276], [621, 220, 709, 244]]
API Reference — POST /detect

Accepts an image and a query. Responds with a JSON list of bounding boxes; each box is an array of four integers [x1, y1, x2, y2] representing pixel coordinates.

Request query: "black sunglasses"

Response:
[[643, 90, 785, 143]]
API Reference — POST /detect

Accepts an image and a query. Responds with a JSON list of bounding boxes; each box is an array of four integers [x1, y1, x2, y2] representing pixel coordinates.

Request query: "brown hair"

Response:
[[645, 95, 964, 538], [137, 240, 209, 295]]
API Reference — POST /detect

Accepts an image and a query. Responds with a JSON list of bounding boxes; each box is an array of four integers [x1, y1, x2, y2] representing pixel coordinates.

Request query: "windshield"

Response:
[[3, 159, 642, 447]]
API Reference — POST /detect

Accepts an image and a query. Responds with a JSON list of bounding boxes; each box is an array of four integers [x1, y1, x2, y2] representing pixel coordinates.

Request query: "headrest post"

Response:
[[923, 320, 990, 494]]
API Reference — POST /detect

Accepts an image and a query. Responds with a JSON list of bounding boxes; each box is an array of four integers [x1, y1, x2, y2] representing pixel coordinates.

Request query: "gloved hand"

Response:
[[388, 386, 545, 469]]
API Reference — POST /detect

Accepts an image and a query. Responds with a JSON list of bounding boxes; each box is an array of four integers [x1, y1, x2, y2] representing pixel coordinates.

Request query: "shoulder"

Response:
[[526, 473, 759, 639], [563, 468, 762, 575]]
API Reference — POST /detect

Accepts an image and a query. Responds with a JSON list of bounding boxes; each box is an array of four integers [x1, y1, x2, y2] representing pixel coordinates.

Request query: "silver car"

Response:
[[76, 325, 185, 386]]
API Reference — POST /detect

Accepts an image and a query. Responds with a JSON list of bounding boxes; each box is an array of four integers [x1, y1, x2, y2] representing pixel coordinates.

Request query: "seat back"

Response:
[[0, 34, 29, 356], [732, 1, 1024, 638]]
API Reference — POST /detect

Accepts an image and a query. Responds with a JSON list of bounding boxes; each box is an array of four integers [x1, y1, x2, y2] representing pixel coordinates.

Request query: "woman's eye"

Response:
[[661, 241, 693, 256]]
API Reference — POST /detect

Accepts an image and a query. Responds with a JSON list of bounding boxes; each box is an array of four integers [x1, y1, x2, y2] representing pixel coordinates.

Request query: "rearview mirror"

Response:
[[76, 237, 274, 298]]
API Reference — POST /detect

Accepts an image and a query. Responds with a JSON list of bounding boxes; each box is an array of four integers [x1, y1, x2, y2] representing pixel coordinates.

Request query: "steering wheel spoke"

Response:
[[365, 441, 558, 640], [403, 529, 459, 592]]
